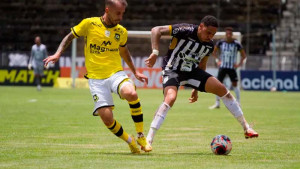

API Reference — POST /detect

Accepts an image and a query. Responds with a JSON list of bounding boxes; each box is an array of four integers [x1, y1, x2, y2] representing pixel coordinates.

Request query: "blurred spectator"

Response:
[[28, 36, 48, 91]]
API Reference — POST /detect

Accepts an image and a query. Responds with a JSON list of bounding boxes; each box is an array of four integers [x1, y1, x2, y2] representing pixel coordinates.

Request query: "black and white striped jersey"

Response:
[[162, 23, 214, 72], [216, 39, 243, 69]]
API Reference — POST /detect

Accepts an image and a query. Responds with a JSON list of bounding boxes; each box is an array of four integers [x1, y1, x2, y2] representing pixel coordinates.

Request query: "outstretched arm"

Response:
[[145, 25, 171, 68], [120, 45, 148, 84], [44, 32, 75, 66]]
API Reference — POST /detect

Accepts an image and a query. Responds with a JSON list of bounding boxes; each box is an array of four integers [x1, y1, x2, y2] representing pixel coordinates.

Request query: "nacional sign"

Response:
[[240, 70, 300, 91]]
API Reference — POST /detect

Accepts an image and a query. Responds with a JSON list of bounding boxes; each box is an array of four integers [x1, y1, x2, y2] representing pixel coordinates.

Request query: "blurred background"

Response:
[[0, 0, 299, 90]]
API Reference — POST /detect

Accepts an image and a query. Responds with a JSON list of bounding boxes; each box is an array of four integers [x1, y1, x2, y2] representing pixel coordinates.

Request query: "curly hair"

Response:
[[201, 15, 219, 27]]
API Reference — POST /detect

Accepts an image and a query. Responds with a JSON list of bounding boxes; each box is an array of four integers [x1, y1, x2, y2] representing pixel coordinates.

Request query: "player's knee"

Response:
[[103, 119, 114, 127], [97, 107, 114, 126], [217, 84, 229, 97], [165, 94, 176, 106], [123, 89, 138, 101]]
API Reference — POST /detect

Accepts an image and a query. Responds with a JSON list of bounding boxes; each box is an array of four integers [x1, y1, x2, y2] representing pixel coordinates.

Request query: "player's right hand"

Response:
[[27, 64, 32, 70], [189, 89, 198, 103], [145, 53, 157, 68], [44, 54, 60, 66]]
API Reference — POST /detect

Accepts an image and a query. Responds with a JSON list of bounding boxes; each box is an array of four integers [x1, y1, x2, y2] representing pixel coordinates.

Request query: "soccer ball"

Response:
[[210, 135, 232, 155]]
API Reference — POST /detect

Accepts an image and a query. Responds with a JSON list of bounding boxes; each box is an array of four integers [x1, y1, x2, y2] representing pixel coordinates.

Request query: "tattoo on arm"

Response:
[[56, 32, 75, 54]]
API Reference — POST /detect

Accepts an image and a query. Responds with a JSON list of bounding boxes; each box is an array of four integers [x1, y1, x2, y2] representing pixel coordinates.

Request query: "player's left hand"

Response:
[[134, 72, 148, 84], [189, 89, 198, 103]]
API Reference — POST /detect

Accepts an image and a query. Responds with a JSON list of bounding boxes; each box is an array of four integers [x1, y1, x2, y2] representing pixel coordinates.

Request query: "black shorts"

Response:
[[162, 69, 212, 92], [217, 68, 238, 83]]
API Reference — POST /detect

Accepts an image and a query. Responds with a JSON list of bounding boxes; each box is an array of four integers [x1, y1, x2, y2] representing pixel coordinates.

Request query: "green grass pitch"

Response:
[[0, 86, 299, 169]]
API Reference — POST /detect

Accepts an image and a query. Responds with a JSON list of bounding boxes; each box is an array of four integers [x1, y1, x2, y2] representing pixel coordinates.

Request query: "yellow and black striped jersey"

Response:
[[71, 17, 128, 79]]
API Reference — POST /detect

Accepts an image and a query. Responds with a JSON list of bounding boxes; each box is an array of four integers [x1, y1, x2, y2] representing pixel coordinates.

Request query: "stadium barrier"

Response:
[[241, 70, 300, 91], [58, 67, 162, 89], [0, 67, 59, 86]]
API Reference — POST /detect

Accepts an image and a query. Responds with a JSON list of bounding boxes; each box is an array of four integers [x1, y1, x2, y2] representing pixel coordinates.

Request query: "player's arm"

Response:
[[120, 45, 148, 84], [189, 55, 209, 103], [145, 25, 171, 68], [234, 49, 247, 68], [212, 46, 221, 66], [44, 32, 75, 66], [198, 55, 209, 71], [28, 47, 33, 70], [43, 46, 49, 69]]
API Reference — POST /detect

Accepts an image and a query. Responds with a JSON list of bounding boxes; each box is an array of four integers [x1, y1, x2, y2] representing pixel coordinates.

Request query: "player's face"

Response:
[[106, 2, 126, 25], [226, 30, 233, 40], [198, 24, 217, 42], [35, 37, 41, 45]]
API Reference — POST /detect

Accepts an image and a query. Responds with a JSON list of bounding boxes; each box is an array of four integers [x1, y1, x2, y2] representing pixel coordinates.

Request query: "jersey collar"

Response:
[[100, 17, 117, 28]]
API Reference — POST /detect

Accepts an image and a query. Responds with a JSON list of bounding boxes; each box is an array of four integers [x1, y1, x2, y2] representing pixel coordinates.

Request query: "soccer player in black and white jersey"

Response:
[[209, 27, 246, 109], [145, 16, 258, 147]]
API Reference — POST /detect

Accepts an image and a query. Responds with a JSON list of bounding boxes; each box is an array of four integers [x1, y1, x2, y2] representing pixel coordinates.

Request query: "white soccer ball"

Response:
[[210, 135, 232, 155]]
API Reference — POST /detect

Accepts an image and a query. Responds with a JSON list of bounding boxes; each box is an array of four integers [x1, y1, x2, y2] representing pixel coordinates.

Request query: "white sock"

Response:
[[233, 87, 240, 103], [146, 102, 171, 144], [146, 128, 157, 145], [221, 91, 249, 130], [126, 136, 132, 144], [216, 96, 220, 106]]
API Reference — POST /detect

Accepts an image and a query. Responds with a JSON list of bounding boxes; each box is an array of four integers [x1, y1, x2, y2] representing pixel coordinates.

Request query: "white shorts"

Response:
[[88, 71, 134, 116]]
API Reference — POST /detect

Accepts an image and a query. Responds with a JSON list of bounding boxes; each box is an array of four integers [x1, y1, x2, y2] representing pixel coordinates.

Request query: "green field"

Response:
[[0, 86, 299, 169]]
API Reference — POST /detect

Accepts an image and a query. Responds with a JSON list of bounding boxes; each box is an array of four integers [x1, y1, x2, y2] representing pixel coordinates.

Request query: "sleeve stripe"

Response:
[[119, 43, 127, 47], [71, 27, 79, 38], [169, 25, 172, 35]]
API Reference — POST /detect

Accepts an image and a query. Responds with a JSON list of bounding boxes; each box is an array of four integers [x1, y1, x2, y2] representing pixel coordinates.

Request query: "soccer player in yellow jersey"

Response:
[[44, 0, 152, 154]]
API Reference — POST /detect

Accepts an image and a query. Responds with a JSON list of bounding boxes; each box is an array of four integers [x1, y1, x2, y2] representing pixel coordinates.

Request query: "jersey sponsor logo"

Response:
[[173, 26, 194, 35], [114, 33, 120, 41], [173, 28, 180, 34], [101, 41, 112, 46], [90, 43, 118, 54]]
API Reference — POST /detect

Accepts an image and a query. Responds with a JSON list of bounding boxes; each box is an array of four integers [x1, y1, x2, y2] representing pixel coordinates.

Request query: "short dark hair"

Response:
[[225, 27, 233, 32], [105, 0, 128, 7], [201, 15, 218, 27]]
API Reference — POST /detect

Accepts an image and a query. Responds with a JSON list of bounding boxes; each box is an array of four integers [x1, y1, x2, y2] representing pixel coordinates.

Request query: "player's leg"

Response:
[[111, 71, 151, 152], [35, 74, 41, 91], [119, 82, 152, 152], [147, 70, 179, 145], [205, 77, 258, 138], [147, 86, 177, 145], [229, 69, 240, 104], [35, 65, 44, 91], [210, 68, 226, 109], [96, 107, 140, 153], [89, 78, 139, 153]]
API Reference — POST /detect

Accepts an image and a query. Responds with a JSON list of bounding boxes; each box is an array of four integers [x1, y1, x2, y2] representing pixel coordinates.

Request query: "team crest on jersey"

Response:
[[105, 30, 110, 37], [114, 33, 120, 41], [93, 94, 99, 102]]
